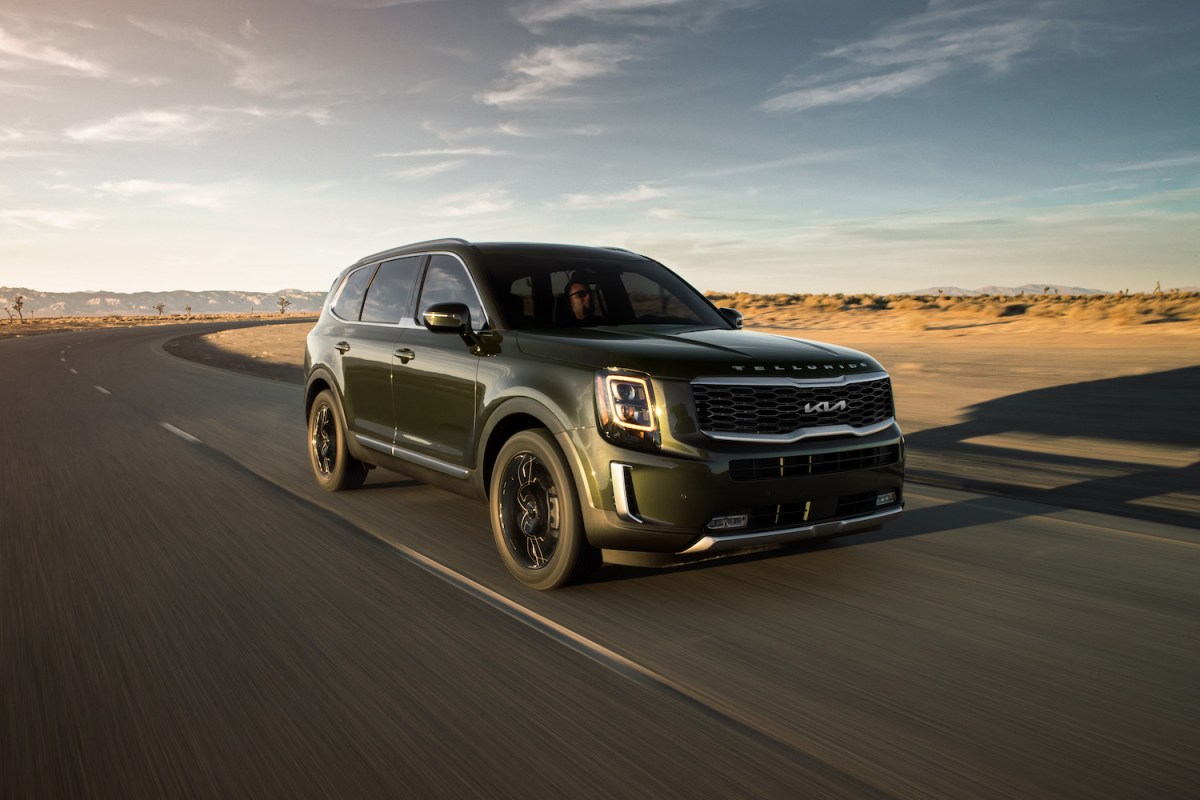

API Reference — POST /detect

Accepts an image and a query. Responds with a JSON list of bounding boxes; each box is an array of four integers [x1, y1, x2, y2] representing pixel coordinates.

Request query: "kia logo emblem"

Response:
[[805, 400, 847, 414]]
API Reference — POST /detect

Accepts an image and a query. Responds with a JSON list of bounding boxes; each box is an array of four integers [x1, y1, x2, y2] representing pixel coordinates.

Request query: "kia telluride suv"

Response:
[[305, 239, 903, 589]]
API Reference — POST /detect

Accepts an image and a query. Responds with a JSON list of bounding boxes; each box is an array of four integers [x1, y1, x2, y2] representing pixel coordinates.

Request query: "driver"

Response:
[[565, 281, 599, 322]]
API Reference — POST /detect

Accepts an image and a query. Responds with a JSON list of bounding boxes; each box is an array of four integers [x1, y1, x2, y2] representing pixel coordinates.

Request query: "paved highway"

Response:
[[3, 324, 1198, 799]]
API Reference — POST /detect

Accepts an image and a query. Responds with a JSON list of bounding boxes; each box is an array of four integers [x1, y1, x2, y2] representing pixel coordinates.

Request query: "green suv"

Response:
[[305, 239, 903, 589]]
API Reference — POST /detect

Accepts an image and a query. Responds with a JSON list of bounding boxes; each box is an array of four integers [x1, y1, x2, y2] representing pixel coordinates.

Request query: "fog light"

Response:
[[876, 491, 898, 507], [707, 514, 748, 531]]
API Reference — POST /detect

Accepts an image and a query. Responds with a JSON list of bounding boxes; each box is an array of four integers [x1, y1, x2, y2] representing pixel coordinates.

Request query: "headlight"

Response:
[[595, 370, 661, 451]]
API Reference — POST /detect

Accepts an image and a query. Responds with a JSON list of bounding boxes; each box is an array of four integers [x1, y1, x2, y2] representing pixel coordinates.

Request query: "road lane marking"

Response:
[[160, 422, 201, 444], [94, 385, 111, 395], [69, 368, 78, 374]]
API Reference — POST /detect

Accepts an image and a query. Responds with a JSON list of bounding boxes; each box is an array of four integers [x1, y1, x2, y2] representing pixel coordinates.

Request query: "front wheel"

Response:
[[490, 430, 597, 590], [308, 389, 368, 491]]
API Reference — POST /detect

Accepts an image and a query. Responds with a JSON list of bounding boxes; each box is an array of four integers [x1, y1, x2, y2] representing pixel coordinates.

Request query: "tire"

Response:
[[490, 430, 598, 590], [308, 389, 368, 492]]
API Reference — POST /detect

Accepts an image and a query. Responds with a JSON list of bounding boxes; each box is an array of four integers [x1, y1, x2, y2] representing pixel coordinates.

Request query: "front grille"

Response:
[[729, 444, 900, 482], [693, 377, 894, 437]]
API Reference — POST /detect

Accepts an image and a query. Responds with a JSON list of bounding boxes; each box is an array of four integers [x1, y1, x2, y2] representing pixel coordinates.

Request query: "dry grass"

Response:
[[703, 291, 1200, 334], [0, 313, 318, 340], [5, 292, 1199, 341]]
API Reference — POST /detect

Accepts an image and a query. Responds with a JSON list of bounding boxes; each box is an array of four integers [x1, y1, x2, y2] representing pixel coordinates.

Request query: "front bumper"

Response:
[[559, 425, 904, 554]]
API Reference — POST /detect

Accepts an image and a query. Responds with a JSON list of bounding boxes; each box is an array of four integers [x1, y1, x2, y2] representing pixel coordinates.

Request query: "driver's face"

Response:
[[567, 283, 594, 319]]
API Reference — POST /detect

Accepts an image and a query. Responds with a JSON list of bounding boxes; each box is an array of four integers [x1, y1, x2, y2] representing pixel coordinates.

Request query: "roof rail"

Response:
[[408, 237, 471, 248], [601, 246, 645, 257], [352, 237, 472, 267]]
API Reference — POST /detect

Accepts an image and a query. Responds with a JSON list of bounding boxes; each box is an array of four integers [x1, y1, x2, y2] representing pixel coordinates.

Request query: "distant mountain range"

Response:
[[897, 284, 1113, 297], [0, 287, 325, 318]]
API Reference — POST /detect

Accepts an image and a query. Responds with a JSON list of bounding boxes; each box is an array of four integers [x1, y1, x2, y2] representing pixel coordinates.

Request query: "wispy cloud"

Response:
[[562, 183, 667, 206], [764, 3, 1071, 113], [127, 17, 292, 95], [1107, 153, 1200, 172], [390, 160, 466, 180], [513, 0, 754, 32], [0, 23, 109, 78], [94, 179, 239, 208], [377, 146, 505, 157], [307, 0, 445, 7], [427, 186, 513, 217], [478, 42, 638, 107], [65, 110, 216, 143], [0, 208, 104, 229], [63, 105, 334, 144]]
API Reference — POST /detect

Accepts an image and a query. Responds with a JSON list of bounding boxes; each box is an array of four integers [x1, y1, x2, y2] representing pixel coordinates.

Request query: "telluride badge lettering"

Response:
[[730, 361, 871, 373]]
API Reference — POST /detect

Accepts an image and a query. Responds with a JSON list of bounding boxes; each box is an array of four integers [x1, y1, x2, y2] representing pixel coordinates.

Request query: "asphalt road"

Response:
[[3, 323, 1198, 799]]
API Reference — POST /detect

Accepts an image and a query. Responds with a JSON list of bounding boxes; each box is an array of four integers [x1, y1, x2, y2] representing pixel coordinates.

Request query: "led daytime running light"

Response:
[[600, 374, 656, 433]]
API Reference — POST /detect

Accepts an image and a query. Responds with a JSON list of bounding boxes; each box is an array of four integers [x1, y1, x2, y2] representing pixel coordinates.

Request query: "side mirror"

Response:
[[718, 307, 744, 329], [422, 302, 471, 333]]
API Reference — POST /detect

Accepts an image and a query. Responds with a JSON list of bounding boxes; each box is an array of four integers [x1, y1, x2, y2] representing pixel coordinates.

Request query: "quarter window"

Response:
[[361, 256, 421, 324], [331, 264, 376, 321]]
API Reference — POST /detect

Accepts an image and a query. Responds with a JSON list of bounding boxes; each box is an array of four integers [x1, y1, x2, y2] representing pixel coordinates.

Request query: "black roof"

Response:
[[350, 239, 648, 269]]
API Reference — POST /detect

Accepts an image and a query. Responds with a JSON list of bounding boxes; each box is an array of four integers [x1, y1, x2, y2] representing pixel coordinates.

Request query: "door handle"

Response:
[[394, 348, 416, 364], [334, 341, 351, 354]]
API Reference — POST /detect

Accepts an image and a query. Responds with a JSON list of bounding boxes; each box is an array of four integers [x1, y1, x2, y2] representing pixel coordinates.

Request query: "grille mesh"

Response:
[[693, 377, 894, 436], [729, 444, 900, 482]]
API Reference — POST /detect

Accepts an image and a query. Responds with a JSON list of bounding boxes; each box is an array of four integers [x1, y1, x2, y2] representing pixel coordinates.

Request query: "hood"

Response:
[[515, 326, 884, 381]]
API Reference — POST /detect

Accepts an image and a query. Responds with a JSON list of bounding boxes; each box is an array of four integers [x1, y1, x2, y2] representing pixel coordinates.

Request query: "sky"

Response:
[[1, 0, 1197, 295]]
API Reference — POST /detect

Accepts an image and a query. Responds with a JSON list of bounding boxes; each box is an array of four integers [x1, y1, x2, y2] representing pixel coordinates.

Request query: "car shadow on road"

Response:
[[903, 365, 1200, 531]]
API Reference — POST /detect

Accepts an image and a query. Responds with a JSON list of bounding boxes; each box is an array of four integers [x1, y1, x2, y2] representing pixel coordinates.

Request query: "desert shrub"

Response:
[[997, 303, 1028, 317]]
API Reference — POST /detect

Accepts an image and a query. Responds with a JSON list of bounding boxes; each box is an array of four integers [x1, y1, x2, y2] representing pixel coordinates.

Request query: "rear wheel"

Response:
[[308, 389, 368, 491], [490, 430, 597, 590]]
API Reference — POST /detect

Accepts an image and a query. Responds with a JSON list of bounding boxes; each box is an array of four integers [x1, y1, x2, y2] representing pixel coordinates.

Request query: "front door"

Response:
[[392, 254, 485, 470]]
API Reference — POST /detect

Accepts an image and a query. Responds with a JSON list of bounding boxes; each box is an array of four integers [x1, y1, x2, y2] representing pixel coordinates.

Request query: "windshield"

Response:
[[478, 253, 730, 331]]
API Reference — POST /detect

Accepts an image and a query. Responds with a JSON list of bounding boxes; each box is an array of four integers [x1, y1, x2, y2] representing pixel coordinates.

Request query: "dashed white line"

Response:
[[69, 368, 78, 374], [159, 422, 201, 444], [94, 385, 111, 395]]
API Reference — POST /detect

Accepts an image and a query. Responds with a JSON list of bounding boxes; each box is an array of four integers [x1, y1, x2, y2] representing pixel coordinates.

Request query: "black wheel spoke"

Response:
[[499, 450, 559, 570]]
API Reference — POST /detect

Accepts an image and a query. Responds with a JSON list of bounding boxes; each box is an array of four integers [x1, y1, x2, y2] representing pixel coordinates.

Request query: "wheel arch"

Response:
[[304, 366, 339, 416], [478, 397, 568, 499]]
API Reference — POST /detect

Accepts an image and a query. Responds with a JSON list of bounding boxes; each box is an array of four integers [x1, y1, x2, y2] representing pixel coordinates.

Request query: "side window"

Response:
[[331, 264, 376, 321], [416, 254, 485, 330], [361, 256, 421, 324]]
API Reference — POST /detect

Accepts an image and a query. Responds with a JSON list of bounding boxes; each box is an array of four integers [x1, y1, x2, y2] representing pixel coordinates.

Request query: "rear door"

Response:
[[338, 255, 422, 444]]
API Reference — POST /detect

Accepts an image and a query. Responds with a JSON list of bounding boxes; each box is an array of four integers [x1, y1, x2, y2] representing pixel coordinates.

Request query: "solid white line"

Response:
[[94, 385, 111, 395], [159, 422, 201, 444], [390, 541, 664, 682]]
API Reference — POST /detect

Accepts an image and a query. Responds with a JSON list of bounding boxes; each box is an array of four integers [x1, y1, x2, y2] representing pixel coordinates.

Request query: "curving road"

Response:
[[3, 323, 1198, 799]]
